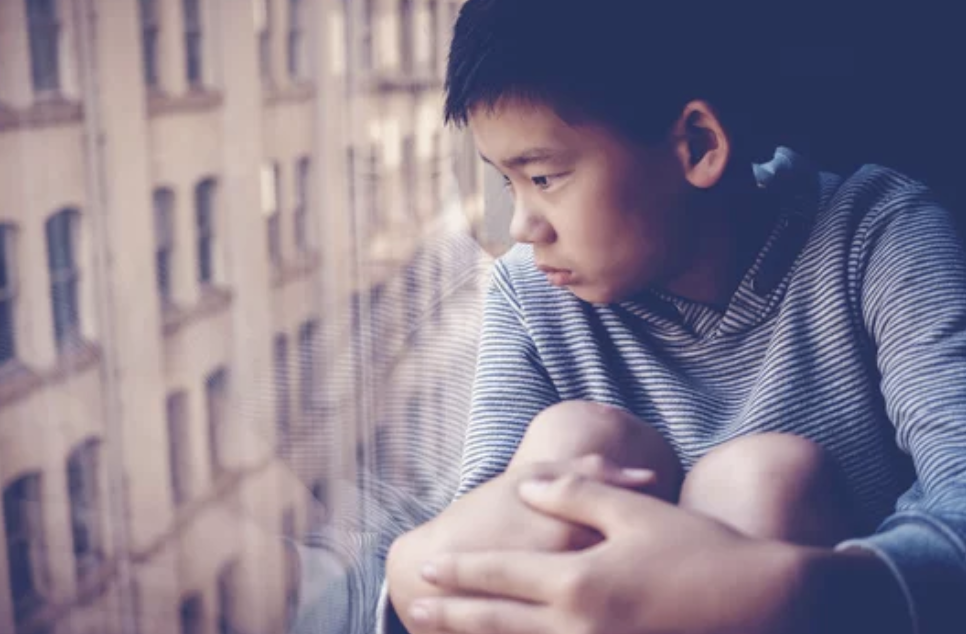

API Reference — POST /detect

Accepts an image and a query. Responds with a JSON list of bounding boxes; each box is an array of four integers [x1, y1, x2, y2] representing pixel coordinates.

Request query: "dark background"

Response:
[[766, 5, 964, 223]]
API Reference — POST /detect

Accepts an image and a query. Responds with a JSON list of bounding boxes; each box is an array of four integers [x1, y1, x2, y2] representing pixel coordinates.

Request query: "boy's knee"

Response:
[[513, 401, 641, 463], [681, 433, 854, 545], [511, 401, 682, 500]]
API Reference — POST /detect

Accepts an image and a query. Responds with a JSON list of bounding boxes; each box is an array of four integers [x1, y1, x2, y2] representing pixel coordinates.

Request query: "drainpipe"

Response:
[[72, 2, 138, 633]]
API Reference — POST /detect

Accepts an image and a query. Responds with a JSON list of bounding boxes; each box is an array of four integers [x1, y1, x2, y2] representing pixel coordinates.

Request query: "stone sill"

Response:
[[263, 81, 316, 106], [147, 88, 223, 118], [0, 339, 102, 410], [161, 285, 234, 338], [271, 250, 322, 288], [0, 97, 83, 133]]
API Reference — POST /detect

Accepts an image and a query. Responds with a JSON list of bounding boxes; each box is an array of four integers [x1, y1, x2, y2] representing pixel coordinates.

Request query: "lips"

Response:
[[537, 264, 574, 287]]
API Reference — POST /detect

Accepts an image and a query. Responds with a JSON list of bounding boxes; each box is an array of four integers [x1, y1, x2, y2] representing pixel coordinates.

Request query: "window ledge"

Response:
[[162, 286, 234, 337], [263, 81, 316, 106], [0, 97, 83, 133], [0, 359, 45, 409], [148, 88, 223, 117], [271, 250, 321, 288], [371, 70, 443, 94]]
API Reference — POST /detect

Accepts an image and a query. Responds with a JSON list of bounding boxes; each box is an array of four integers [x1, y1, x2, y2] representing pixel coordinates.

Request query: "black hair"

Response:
[[444, 0, 779, 161]]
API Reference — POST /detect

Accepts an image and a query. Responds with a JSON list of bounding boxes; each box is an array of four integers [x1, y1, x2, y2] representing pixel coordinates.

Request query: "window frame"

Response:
[[25, 0, 62, 94], [67, 437, 105, 583], [4, 472, 48, 624], [45, 208, 81, 350], [183, 0, 204, 87], [195, 178, 217, 285], [0, 224, 18, 365]]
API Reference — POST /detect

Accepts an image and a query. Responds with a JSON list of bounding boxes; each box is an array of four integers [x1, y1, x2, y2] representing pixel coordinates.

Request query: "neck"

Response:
[[663, 167, 773, 309]]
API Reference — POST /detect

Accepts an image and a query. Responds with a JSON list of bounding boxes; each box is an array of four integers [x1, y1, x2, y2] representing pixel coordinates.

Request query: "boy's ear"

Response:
[[671, 100, 731, 189]]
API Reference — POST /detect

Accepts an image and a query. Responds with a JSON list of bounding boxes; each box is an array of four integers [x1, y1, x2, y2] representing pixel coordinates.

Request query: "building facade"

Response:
[[0, 1, 484, 633]]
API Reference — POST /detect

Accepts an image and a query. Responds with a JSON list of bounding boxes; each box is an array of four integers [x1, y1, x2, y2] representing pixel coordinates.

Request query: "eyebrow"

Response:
[[480, 148, 565, 170]]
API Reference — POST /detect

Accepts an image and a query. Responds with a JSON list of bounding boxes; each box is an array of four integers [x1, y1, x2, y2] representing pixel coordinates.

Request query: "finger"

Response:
[[519, 473, 672, 535], [422, 551, 573, 602], [409, 596, 552, 634], [568, 454, 657, 488]]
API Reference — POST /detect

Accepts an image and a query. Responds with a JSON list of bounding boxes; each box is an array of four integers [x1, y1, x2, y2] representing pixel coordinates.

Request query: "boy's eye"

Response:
[[531, 175, 551, 190], [501, 175, 514, 191]]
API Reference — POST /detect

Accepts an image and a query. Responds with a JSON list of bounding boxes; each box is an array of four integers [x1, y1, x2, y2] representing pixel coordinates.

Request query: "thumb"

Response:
[[518, 473, 644, 536]]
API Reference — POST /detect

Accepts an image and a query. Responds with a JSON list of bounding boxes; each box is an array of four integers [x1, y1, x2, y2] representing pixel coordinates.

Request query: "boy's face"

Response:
[[469, 98, 700, 304]]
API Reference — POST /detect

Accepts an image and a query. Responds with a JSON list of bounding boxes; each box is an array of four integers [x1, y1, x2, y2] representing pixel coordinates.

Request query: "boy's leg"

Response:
[[508, 400, 683, 503], [679, 433, 859, 547]]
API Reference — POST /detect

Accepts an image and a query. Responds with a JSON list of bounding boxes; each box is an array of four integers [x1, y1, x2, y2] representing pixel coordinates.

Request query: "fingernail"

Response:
[[621, 468, 656, 481], [421, 562, 438, 583], [410, 601, 431, 624], [519, 479, 551, 498]]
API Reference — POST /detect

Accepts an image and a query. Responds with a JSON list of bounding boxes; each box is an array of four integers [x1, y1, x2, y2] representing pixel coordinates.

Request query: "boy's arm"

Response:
[[381, 260, 562, 634], [841, 186, 966, 634]]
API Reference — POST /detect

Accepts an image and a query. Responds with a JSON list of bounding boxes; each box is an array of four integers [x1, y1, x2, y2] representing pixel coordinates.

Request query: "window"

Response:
[[287, 0, 306, 79], [216, 561, 240, 634], [25, 0, 61, 93], [4, 473, 47, 624], [428, 0, 439, 73], [166, 391, 191, 505], [346, 148, 358, 240], [403, 135, 417, 218], [361, 0, 375, 71], [274, 334, 291, 445], [367, 145, 381, 232], [195, 178, 217, 284], [140, 0, 160, 87], [46, 208, 81, 349], [262, 164, 282, 268], [282, 507, 299, 623], [67, 438, 104, 583], [206, 367, 229, 478], [400, 0, 414, 74], [154, 188, 176, 305], [0, 225, 17, 365], [256, 0, 273, 83], [180, 593, 204, 634], [183, 0, 204, 87], [294, 157, 311, 252], [298, 321, 317, 414]]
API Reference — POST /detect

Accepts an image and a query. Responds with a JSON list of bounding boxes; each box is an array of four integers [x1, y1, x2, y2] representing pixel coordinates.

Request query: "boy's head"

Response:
[[446, 0, 777, 304]]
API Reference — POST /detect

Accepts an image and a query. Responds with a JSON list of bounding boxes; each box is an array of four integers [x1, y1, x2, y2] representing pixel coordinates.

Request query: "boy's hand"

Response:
[[386, 455, 655, 634]]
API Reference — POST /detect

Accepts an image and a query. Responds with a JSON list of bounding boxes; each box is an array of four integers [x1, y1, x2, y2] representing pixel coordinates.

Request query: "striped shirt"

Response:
[[454, 148, 966, 634]]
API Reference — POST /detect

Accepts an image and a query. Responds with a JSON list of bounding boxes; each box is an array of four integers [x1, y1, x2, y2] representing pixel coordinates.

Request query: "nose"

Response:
[[509, 198, 554, 245]]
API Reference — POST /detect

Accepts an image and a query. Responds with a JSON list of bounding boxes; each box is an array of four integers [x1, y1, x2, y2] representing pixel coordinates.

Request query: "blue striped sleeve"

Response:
[[456, 261, 561, 496], [839, 188, 966, 634]]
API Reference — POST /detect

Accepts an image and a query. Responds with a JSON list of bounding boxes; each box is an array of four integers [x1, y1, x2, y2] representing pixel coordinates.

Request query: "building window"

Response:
[[216, 561, 240, 634], [262, 163, 282, 268], [274, 334, 291, 445], [180, 593, 204, 634], [140, 0, 161, 87], [287, 0, 306, 79], [67, 438, 104, 583], [367, 145, 381, 232], [183, 0, 204, 87], [4, 473, 47, 625], [206, 367, 229, 478], [0, 225, 18, 365], [428, 0, 439, 74], [298, 321, 317, 414], [294, 157, 311, 252], [166, 391, 191, 506], [282, 507, 299, 623], [195, 178, 217, 285], [25, 0, 61, 93], [361, 0, 375, 71], [400, 0, 414, 74], [256, 0, 273, 83], [346, 148, 358, 240], [403, 135, 417, 218], [46, 208, 81, 350], [154, 188, 176, 305]]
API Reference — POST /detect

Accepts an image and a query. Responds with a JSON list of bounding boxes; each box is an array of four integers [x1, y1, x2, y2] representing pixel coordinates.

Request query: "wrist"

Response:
[[775, 544, 913, 634]]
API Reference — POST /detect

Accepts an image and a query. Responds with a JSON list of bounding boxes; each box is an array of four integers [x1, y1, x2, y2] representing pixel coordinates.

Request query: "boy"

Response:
[[382, 2, 966, 633]]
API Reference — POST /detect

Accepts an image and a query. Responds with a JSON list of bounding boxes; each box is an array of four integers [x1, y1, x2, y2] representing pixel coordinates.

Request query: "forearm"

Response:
[[777, 546, 913, 634]]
